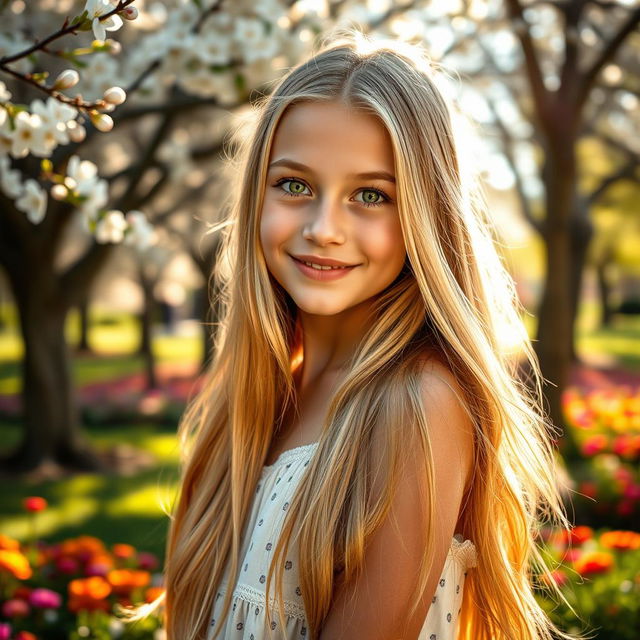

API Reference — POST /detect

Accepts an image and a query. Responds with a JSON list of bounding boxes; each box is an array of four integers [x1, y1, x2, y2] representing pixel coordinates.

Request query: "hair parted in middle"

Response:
[[133, 29, 579, 640]]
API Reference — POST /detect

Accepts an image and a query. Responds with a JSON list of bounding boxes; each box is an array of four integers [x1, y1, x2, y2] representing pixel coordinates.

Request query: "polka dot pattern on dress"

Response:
[[206, 444, 477, 639]]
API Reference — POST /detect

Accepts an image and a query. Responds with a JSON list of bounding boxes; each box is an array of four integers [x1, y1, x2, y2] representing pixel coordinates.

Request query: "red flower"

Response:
[[1, 599, 30, 618], [617, 500, 634, 516], [15, 632, 37, 640], [573, 551, 614, 576], [581, 434, 608, 457], [569, 526, 593, 546], [23, 497, 47, 512], [578, 482, 598, 499]]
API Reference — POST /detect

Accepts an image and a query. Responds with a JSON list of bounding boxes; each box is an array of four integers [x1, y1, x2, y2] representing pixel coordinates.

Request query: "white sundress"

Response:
[[208, 443, 477, 640]]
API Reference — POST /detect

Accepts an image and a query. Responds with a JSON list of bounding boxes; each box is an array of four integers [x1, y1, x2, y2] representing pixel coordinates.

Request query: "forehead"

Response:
[[268, 100, 395, 172]]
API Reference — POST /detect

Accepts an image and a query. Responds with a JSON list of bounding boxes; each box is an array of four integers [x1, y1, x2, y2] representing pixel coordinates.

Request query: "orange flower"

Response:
[[112, 543, 136, 560], [569, 526, 593, 546], [573, 551, 614, 576], [68, 575, 111, 599], [23, 497, 47, 512], [0, 550, 32, 580], [550, 526, 593, 548], [145, 586, 165, 603], [107, 569, 151, 596], [67, 576, 112, 614], [600, 530, 640, 551], [0, 535, 20, 551], [15, 632, 37, 640], [58, 536, 106, 560]]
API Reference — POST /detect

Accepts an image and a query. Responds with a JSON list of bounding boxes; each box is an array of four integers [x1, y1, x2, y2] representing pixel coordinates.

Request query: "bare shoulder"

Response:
[[413, 352, 476, 496], [318, 353, 477, 639]]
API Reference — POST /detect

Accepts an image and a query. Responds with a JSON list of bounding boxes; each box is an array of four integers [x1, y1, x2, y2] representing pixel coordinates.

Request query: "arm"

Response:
[[319, 360, 475, 640]]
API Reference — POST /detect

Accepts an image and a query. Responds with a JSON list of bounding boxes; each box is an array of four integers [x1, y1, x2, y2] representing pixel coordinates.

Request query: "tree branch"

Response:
[[504, 0, 551, 128], [577, 5, 640, 109], [486, 97, 543, 234]]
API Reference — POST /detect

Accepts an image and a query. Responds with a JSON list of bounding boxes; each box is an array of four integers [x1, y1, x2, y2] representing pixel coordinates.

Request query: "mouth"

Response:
[[289, 254, 359, 281]]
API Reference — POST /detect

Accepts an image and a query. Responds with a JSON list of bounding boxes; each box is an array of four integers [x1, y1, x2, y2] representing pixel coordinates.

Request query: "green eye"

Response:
[[356, 188, 388, 207], [362, 190, 381, 204], [275, 178, 310, 197], [288, 181, 307, 194]]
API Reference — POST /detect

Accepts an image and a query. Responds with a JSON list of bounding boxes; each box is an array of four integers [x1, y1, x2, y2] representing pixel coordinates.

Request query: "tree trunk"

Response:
[[0, 270, 107, 474], [77, 295, 92, 352], [137, 270, 158, 391], [568, 204, 594, 363], [534, 137, 580, 460], [596, 258, 614, 328]]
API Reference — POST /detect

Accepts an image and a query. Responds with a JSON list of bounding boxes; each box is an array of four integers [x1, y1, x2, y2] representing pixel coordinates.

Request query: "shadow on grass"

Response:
[[0, 421, 180, 564]]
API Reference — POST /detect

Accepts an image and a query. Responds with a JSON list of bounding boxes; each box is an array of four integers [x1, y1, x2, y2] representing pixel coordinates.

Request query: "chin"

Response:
[[289, 295, 348, 316]]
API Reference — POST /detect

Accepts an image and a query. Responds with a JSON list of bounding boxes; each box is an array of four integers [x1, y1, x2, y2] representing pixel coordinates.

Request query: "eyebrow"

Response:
[[268, 158, 396, 184]]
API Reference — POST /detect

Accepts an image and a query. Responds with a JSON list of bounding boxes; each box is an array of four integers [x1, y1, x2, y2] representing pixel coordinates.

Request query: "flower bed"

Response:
[[0, 498, 164, 640], [563, 386, 640, 527], [537, 526, 640, 639]]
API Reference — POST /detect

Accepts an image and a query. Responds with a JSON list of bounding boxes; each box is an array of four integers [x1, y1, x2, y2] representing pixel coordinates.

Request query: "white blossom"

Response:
[[90, 111, 114, 132], [124, 210, 155, 250], [84, 0, 124, 41], [0, 156, 22, 197], [30, 98, 76, 146], [54, 69, 80, 90], [11, 112, 50, 158], [197, 31, 232, 65], [0, 81, 11, 101], [16, 179, 47, 224], [95, 209, 127, 243], [233, 17, 278, 64], [103, 86, 126, 105]]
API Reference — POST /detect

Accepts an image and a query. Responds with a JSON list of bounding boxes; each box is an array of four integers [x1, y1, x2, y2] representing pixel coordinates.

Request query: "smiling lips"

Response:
[[290, 254, 359, 281]]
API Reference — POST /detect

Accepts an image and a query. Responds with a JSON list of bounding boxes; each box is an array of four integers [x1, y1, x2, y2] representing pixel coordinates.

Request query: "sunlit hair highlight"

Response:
[[119, 29, 586, 640]]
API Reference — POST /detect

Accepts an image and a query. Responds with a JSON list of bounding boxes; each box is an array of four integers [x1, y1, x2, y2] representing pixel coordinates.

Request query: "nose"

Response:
[[302, 195, 346, 245]]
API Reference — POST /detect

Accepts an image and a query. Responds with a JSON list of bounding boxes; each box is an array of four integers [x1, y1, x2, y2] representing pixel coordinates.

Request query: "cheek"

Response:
[[259, 204, 292, 256], [361, 217, 405, 266]]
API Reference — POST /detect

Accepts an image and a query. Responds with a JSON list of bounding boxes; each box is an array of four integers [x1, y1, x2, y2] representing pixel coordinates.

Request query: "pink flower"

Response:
[[0, 623, 12, 640], [617, 500, 634, 516], [1, 598, 30, 618], [55, 556, 79, 574], [623, 484, 640, 500], [137, 552, 159, 571], [85, 561, 110, 577], [562, 548, 582, 563], [581, 434, 608, 456], [28, 587, 62, 609]]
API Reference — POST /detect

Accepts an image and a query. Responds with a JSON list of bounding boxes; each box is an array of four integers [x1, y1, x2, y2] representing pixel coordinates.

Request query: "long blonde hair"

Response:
[[121, 31, 581, 640]]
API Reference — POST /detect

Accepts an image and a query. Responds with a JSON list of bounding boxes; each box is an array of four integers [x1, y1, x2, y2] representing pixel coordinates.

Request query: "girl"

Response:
[[123, 31, 580, 640]]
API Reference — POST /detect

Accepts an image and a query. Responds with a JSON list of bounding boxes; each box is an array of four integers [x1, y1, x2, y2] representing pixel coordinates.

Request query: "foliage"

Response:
[[0, 498, 164, 640], [563, 386, 640, 528], [536, 527, 640, 640]]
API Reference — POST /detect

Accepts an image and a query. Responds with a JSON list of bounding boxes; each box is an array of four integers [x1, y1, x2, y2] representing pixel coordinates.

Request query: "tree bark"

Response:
[[0, 259, 108, 474], [534, 133, 581, 461], [137, 269, 158, 391], [568, 203, 595, 363], [596, 257, 615, 328], [77, 295, 92, 352]]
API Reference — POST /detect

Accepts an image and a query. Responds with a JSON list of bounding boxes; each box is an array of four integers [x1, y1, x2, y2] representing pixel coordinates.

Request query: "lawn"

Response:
[[0, 302, 639, 568]]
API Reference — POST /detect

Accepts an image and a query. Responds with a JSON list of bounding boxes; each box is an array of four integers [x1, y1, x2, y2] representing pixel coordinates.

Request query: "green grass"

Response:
[[0, 421, 180, 564], [0, 300, 638, 563]]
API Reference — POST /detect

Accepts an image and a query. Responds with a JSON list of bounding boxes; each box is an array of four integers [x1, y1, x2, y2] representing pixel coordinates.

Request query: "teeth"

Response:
[[302, 260, 348, 270]]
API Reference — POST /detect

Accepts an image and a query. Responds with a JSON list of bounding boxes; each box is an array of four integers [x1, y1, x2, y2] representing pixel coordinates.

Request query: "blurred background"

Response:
[[0, 0, 639, 638]]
